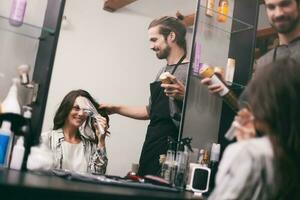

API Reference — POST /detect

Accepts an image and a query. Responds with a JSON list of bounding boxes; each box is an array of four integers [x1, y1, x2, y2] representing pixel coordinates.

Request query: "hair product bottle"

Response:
[[205, 0, 215, 17], [209, 143, 220, 190], [174, 140, 188, 190], [9, 0, 27, 27], [10, 136, 25, 170], [225, 58, 236, 86], [199, 65, 239, 113], [161, 139, 176, 183], [217, 0, 229, 23], [0, 121, 13, 167]]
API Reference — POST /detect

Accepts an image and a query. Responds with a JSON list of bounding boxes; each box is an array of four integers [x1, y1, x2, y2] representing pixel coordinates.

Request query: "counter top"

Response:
[[0, 168, 204, 200]]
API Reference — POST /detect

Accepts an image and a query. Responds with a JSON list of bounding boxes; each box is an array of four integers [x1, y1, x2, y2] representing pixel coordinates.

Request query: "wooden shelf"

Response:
[[257, 27, 276, 39], [103, 0, 137, 12]]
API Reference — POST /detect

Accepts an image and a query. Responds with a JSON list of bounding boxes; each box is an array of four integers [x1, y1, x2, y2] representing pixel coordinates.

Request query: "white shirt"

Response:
[[209, 137, 276, 200], [61, 141, 88, 172]]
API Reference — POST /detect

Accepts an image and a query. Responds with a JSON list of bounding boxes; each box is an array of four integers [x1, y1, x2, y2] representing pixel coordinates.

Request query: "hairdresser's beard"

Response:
[[156, 45, 171, 59], [270, 11, 300, 34]]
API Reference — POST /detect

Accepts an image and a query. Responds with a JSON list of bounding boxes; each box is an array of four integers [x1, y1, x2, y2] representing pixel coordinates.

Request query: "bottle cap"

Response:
[[18, 64, 30, 74], [0, 121, 11, 133], [22, 106, 32, 118]]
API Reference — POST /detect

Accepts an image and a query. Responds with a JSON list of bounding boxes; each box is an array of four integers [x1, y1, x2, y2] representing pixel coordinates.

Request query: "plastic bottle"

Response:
[[10, 136, 25, 170], [1, 78, 21, 114], [0, 121, 13, 167], [225, 58, 236, 86], [206, 0, 215, 17], [161, 139, 176, 183], [9, 0, 27, 27], [217, 0, 229, 23], [199, 65, 239, 113], [209, 143, 221, 190], [174, 141, 188, 189]]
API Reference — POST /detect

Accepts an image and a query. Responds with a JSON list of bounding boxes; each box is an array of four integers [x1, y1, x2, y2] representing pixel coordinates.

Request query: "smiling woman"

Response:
[[40, 89, 110, 174]]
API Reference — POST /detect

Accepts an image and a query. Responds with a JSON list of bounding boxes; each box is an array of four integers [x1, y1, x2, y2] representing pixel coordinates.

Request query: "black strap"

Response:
[[273, 46, 277, 62], [165, 54, 186, 75]]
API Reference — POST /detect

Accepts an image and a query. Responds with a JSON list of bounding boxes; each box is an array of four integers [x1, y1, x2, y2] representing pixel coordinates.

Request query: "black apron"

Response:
[[138, 55, 186, 176]]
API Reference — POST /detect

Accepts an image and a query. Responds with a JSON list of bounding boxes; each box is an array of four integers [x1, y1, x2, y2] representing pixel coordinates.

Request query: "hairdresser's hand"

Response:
[[161, 74, 185, 100], [99, 103, 118, 115], [93, 115, 108, 148], [200, 70, 225, 95], [232, 109, 256, 141]]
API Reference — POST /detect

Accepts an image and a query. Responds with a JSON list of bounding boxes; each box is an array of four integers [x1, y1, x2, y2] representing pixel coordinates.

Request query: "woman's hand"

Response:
[[233, 109, 256, 141], [200, 70, 225, 94], [93, 115, 108, 148]]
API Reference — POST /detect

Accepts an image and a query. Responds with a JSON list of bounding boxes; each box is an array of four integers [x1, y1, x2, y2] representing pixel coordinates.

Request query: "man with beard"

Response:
[[257, 0, 300, 68], [101, 16, 189, 176], [202, 0, 300, 103]]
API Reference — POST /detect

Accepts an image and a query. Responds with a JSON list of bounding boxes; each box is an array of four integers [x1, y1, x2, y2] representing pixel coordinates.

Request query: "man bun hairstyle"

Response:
[[148, 16, 187, 53]]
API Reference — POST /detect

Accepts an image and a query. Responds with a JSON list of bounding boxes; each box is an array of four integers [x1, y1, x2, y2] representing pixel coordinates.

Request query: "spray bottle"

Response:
[[209, 143, 221, 191], [161, 137, 176, 183], [174, 137, 192, 190]]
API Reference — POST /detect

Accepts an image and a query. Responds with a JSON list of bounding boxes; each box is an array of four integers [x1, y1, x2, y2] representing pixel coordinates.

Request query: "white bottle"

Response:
[[10, 136, 25, 170], [225, 58, 236, 86], [0, 121, 13, 167], [1, 78, 21, 114], [9, 0, 27, 27]]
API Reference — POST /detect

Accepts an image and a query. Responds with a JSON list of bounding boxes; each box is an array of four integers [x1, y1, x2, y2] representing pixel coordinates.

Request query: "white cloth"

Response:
[[61, 141, 88, 172], [209, 137, 276, 200]]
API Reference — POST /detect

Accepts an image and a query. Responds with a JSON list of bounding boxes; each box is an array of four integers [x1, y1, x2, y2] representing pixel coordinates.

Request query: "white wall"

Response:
[[42, 0, 196, 176], [258, 4, 271, 29]]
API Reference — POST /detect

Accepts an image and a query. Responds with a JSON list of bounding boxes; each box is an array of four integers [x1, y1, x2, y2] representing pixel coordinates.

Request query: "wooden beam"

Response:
[[103, 0, 137, 12], [176, 11, 195, 27], [257, 27, 277, 39]]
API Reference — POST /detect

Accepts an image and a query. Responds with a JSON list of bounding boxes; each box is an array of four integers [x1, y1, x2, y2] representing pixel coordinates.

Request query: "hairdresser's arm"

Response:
[[100, 103, 149, 120]]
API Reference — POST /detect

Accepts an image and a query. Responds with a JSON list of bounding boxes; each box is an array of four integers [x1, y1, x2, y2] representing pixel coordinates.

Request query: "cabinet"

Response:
[[0, 0, 65, 163], [180, 0, 259, 152]]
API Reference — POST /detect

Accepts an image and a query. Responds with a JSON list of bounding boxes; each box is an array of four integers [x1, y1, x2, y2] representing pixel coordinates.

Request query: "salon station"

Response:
[[1, 0, 300, 199]]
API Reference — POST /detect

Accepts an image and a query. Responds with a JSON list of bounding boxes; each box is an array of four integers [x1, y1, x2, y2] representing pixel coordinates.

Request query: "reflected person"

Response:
[[101, 16, 189, 176], [209, 59, 300, 200], [40, 89, 110, 174], [202, 0, 300, 96]]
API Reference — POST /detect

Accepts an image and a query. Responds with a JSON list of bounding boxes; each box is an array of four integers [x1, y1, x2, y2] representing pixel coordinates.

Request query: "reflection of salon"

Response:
[[2, 0, 297, 200]]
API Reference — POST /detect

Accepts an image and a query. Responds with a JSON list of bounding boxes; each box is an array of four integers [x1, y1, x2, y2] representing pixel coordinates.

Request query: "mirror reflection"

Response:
[[42, 0, 196, 176]]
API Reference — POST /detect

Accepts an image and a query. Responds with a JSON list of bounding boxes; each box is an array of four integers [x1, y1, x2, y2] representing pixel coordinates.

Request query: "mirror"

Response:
[[0, 0, 48, 107], [180, 0, 258, 156], [42, 0, 197, 176]]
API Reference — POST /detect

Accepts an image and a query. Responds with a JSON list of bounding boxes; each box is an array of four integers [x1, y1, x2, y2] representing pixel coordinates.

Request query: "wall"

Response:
[[258, 4, 271, 29], [42, 0, 196, 176]]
